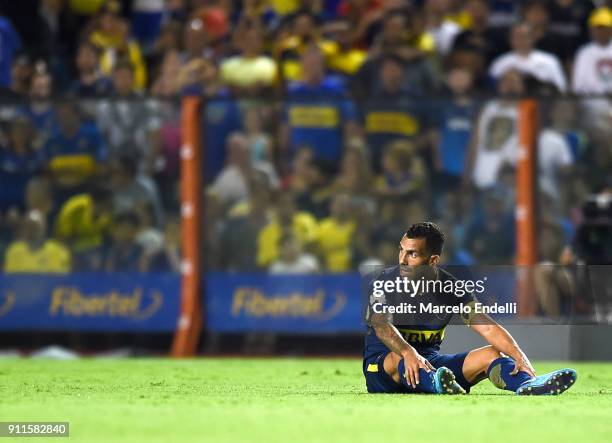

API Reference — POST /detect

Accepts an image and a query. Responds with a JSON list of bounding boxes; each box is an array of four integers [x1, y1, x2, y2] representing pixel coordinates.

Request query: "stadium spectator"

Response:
[[220, 20, 277, 95], [521, 1, 560, 61], [243, 106, 273, 164], [352, 8, 440, 98], [465, 190, 515, 265], [150, 49, 182, 98], [572, 7, 612, 94], [433, 66, 477, 198], [489, 23, 567, 93], [109, 154, 164, 228], [54, 187, 113, 253], [274, 9, 337, 83], [87, 1, 147, 90], [146, 215, 181, 272], [190, 4, 230, 57], [314, 193, 356, 272], [103, 211, 147, 272], [256, 192, 317, 269], [423, 0, 461, 55], [4, 210, 71, 273], [96, 61, 162, 173], [0, 55, 32, 99], [177, 57, 242, 181], [436, 220, 475, 266], [146, 20, 182, 80], [0, 117, 43, 213], [436, 188, 475, 251], [131, 0, 165, 49], [487, 0, 520, 28], [269, 232, 320, 274], [335, 0, 385, 47], [211, 132, 278, 206], [375, 140, 426, 199], [368, 7, 435, 60], [362, 53, 432, 171], [0, 13, 21, 88], [467, 69, 522, 190], [280, 45, 358, 167], [24, 177, 55, 228], [70, 41, 112, 97], [21, 66, 57, 139], [43, 101, 107, 195], [538, 120, 574, 202], [534, 206, 576, 318], [323, 19, 367, 78], [329, 140, 374, 205], [548, 0, 593, 67], [133, 203, 164, 259], [285, 147, 333, 219], [217, 176, 271, 271], [452, 0, 508, 67], [182, 14, 212, 62], [232, 0, 279, 30], [549, 99, 586, 161]]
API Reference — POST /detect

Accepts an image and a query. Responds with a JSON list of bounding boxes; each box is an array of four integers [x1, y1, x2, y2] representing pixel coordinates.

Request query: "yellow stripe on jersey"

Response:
[[397, 327, 446, 345], [288, 106, 339, 127], [367, 363, 378, 373], [365, 112, 419, 135]]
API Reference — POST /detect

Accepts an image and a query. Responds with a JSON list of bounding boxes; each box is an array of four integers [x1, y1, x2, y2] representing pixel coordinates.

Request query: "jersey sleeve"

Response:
[[364, 270, 392, 327]]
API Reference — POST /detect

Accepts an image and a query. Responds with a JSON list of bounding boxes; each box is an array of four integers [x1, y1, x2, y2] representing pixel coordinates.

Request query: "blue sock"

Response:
[[398, 359, 437, 393], [487, 357, 533, 392]]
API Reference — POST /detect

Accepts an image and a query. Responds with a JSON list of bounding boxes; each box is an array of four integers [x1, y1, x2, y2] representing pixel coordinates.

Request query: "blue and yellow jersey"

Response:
[[362, 95, 431, 165], [285, 77, 356, 162], [364, 265, 476, 359], [3, 240, 71, 273], [54, 194, 111, 252], [43, 122, 107, 185]]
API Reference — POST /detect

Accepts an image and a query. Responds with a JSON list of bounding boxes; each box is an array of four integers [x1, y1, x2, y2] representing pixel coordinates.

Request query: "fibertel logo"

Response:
[[48, 287, 163, 320], [231, 288, 347, 320], [0, 290, 16, 317]]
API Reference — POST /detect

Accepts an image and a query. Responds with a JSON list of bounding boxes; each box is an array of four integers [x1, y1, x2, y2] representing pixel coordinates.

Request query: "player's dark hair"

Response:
[[405, 222, 445, 255]]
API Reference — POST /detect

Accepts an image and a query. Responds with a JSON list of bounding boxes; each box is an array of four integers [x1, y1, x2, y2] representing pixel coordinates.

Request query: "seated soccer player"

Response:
[[363, 222, 577, 395]]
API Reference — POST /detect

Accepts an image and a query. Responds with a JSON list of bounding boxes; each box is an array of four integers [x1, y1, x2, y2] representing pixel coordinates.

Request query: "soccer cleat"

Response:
[[515, 369, 577, 396], [434, 366, 466, 394]]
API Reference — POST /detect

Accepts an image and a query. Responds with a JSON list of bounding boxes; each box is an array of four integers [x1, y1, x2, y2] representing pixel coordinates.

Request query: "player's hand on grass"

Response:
[[401, 347, 435, 388], [511, 354, 536, 378]]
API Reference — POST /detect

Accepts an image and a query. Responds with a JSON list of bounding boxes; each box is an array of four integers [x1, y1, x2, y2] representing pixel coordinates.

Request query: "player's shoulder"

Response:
[[379, 265, 400, 278], [367, 265, 399, 284], [437, 265, 470, 283]]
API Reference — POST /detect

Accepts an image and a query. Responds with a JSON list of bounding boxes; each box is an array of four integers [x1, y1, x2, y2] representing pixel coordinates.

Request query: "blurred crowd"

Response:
[[0, 0, 611, 279]]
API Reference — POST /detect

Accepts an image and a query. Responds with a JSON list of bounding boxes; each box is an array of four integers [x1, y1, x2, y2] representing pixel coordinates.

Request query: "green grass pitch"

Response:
[[1, 359, 612, 443]]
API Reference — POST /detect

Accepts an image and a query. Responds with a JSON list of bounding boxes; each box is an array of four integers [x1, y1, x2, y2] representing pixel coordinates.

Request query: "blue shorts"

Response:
[[363, 350, 472, 394]]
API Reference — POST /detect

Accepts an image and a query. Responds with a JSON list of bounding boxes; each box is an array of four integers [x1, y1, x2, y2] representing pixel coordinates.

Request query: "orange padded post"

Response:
[[515, 99, 538, 317], [171, 97, 203, 357]]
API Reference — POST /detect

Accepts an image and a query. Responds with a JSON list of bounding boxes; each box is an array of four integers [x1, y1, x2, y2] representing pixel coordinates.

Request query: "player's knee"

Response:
[[383, 353, 402, 383], [481, 346, 502, 368]]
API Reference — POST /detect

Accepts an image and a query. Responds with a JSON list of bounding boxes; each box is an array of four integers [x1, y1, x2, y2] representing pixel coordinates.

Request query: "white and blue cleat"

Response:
[[434, 366, 466, 395], [516, 369, 577, 395]]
